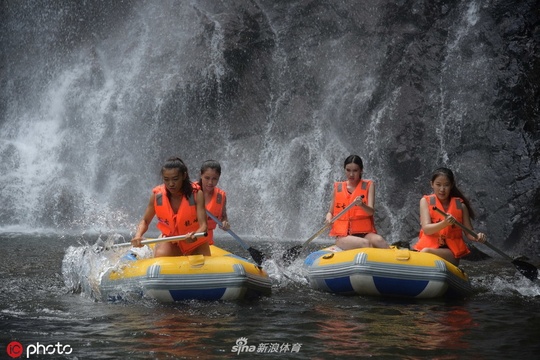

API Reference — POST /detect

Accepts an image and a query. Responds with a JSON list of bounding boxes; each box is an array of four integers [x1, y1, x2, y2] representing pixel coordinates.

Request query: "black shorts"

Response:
[[351, 233, 368, 238]]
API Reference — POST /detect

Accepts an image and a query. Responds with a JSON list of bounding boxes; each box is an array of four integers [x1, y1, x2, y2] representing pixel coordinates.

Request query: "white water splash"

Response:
[[61, 234, 151, 301]]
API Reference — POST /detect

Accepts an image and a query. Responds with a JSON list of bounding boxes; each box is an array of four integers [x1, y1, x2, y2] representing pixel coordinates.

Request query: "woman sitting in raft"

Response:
[[415, 167, 486, 265], [131, 157, 209, 257], [198, 159, 230, 245], [326, 155, 389, 250]]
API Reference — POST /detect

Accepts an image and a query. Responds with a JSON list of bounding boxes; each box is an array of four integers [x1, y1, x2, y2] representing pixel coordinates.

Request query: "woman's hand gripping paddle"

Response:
[[282, 196, 364, 264], [206, 210, 265, 266], [434, 207, 538, 281]]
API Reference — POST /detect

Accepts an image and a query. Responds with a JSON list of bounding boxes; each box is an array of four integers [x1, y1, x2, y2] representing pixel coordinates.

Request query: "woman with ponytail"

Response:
[[415, 167, 486, 265], [131, 157, 209, 257]]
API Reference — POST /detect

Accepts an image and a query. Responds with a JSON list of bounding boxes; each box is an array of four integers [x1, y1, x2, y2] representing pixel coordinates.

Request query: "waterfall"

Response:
[[1, 1, 538, 254]]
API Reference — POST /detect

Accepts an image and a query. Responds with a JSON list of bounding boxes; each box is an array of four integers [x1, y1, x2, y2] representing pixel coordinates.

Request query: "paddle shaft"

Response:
[[302, 196, 363, 246], [434, 206, 538, 281], [205, 210, 265, 265], [113, 232, 208, 248], [206, 210, 248, 250], [433, 207, 512, 260], [281, 195, 365, 263]]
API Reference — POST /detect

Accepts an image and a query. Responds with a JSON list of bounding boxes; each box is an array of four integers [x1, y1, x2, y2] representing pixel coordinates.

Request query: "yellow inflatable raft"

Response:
[[100, 245, 272, 302], [304, 246, 474, 299]]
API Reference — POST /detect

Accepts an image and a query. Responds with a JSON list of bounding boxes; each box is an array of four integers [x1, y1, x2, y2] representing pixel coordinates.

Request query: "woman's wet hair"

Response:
[[200, 160, 221, 176], [162, 157, 193, 198], [431, 167, 475, 219], [344, 155, 363, 169]]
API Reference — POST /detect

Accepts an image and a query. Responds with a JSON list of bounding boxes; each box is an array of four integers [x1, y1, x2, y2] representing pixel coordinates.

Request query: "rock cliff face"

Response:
[[1, 1, 538, 259]]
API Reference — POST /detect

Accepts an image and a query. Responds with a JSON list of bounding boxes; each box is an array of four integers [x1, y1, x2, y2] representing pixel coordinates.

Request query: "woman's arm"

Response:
[[326, 191, 335, 223], [220, 196, 230, 230], [131, 194, 156, 246], [195, 189, 208, 234], [358, 182, 376, 216], [419, 197, 453, 235], [461, 205, 487, 242]]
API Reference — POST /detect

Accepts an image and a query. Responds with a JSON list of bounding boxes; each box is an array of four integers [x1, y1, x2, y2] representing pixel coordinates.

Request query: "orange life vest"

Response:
[[329, 180, 377, 237], [414, 195, 470, 258], [153, 183, 209, 255], [204, 187, 227, 245]]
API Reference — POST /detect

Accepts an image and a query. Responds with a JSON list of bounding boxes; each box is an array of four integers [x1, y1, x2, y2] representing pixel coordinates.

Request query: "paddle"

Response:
[[282, 196, 363, 264], [111, 232, 208, 248], [434, 207, 538, 281], [206, 210, 265, 266]]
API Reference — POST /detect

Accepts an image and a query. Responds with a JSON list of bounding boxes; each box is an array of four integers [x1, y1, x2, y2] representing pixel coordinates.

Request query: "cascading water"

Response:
[[1, 1, 538, 256]]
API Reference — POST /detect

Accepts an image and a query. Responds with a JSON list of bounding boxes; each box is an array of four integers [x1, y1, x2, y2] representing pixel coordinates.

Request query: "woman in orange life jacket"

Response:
[[131, 157, 209, 257], [325, 155, 389, 250], [415, 167, 486, 265], [198, 160, 229, 245]]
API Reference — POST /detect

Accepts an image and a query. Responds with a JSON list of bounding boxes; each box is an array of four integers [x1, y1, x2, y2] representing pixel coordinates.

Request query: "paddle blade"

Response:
[[282, 245, 303, 265], [248, 247, 266, 266], [512, 259, 538, 281]]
